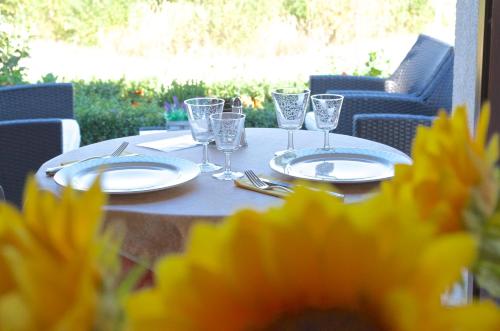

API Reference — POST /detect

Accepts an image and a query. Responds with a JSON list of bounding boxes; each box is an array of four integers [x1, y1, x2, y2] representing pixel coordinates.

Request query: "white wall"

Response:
[[453, 0, 484, 128]]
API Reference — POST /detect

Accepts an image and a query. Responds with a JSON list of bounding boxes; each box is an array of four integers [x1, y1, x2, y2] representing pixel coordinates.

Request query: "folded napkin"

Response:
[[234, 177, 290, 198], [137, 134, 199, 152]]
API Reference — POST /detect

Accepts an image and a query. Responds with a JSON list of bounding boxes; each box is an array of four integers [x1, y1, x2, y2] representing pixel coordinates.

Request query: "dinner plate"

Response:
[[269, 148, 412, 183], [54, 155, 200, 194]]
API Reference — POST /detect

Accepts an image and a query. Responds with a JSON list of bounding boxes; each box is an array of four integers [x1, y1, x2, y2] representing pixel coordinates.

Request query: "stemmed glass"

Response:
[[184, 97, 224, 172], [272, 87, 310, 155], [311, 94, 344, 150], [209, 112, 246, 180]]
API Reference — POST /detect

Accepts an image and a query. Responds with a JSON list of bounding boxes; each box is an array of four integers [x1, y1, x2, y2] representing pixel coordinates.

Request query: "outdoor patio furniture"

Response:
[[305, 34, 454, 154], [353, 114, 434, 156], [0, 83, 80, 207]]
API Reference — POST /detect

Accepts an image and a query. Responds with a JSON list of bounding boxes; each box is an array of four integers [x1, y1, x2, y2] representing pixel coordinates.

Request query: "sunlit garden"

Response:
[[1, 0, 455, 144], [1, 1, 500, 330]]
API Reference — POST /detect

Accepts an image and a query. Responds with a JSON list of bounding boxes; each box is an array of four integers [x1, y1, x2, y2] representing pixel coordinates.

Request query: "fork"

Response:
[[244, 170, 344, 199], [244, 170, 294, 193], [46, 141, 129, 176]]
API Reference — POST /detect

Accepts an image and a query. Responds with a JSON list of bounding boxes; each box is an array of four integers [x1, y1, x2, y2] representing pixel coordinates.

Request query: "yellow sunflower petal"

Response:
[[0, 292, 33, 331], [127, 183, 498, 330], [0, 176, 116, 331], [412, 233, 476, 299], [435, 302, 500, 331]]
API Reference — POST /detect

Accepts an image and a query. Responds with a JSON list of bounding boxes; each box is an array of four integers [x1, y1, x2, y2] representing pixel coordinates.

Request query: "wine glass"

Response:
[[272, 87, 310, 155], [209, 112, 246, 180], [184, 97, 224, 172], [311, 94, 344, 150]]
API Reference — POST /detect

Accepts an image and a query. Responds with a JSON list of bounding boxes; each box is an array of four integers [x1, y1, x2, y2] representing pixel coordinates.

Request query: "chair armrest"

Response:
[[309, 75, 386, 95], [0, 119, 63, 206], [322, 90, 436, 136], [353, 113, 435, 156]]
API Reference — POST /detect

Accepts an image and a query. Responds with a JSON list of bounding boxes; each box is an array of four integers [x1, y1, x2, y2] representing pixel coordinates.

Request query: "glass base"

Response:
[[212, 170, 243, 181], [199, 162, 222, 173], [316, 147, 336, 152], [274, 149, 296, 157]]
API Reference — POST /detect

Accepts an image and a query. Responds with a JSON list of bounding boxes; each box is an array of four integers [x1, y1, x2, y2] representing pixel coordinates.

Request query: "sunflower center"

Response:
[[263, 309, 380, 331]]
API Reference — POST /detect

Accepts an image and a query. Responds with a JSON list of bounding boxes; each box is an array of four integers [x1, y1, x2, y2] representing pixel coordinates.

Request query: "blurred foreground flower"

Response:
[[0, 178, 123, 331], [127, 105, 500, 330], [373, 104, 500, 295], [379, 104, 498, 233], [127, 187, 500, 330]]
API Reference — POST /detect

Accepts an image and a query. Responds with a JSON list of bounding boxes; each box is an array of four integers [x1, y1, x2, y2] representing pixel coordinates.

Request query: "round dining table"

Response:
[[36, 128, 410, 264]]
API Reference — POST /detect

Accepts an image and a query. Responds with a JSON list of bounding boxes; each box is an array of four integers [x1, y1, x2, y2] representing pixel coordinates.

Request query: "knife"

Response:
[[260, 178, 344, 199]]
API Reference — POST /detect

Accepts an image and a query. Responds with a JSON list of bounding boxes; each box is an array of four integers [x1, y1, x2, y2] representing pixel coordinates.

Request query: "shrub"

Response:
[[3, 0, 438, 56], [74, 80, 164, 145], [353, 51, 390, 78], [12, 0, 136, 45], [73, 79, 281, 145], [164, 95, 188, 122], [0, 30, 29, 86], [244, 103, 277, 128], [75, 96, 164, 146]]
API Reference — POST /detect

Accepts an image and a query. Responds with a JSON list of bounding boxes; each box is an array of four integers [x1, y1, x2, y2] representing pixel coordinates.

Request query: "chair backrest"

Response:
[[353, 114, 434, 156], [387, 35, 454, 101], [0, 119, 64, 208], [0, 83, 74, 120], [0, 83, 73, 207]]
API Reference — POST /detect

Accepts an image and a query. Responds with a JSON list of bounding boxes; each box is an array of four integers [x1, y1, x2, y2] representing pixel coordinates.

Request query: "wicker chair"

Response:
[[352, 114, 434, 156], [305, 34, 453, 155], [0, 83, 80, 207]]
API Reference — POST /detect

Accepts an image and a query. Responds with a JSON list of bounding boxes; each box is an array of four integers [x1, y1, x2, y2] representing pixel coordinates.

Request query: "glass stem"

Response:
[[324, 130, 330, 149], [287, 130, 294, 151], [224, 152, 231, 174], [202, 143, 209, 165]]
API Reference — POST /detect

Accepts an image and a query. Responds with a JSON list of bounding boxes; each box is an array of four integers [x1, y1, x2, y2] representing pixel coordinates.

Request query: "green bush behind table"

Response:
[[74, 79, 279, 146]]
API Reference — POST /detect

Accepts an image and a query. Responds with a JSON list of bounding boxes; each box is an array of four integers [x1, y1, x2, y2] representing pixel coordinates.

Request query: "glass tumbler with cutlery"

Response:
[[231, 97, 247, 147], [209, 112, 246, 180], [272, 87, 310, 156], [184, 97, 225, 172], [311, 94, 344, 150]]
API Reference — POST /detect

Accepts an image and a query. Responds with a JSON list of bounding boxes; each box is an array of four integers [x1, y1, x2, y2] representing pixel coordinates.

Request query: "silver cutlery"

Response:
[[46, 141, 129, 176], [262, 177, 344, 199], [244, 170, 344, 199], [244, 170, 294, 193]]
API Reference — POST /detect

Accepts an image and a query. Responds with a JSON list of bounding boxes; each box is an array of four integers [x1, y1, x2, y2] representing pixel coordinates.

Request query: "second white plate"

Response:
[[54, 155, 200, 194], [269, 148, 412, 183]]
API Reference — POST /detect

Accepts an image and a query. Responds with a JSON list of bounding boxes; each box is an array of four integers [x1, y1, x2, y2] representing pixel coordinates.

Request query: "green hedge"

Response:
[[74, 79, 279, 146]]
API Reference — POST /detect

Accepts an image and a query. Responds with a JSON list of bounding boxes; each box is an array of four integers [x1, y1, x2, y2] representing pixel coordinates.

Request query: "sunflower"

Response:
[[127, 187, 500, 331], [0, 177, 121, 331], [377, 104, 498, 233]]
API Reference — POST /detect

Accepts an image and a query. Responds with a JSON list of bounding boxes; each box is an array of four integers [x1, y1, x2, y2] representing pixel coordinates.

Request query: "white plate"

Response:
[[269, 148, 412, 183], [54, 155, 200, 194]]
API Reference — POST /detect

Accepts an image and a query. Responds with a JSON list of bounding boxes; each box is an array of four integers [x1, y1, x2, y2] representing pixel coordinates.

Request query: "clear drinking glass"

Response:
[[184, 97, 225, 172], [311, 94, 344, 150], [209, 112, 246, 180], [272, 87, 310, 155]]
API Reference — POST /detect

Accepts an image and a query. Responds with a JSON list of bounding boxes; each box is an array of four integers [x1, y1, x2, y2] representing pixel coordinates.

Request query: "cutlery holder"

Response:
[[231, 98, 248, 147]]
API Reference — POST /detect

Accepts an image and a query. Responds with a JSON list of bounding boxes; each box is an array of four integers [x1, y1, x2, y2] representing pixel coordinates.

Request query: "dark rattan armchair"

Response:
[[0, 83, 79, 207], [306, 34, 453, 155]]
